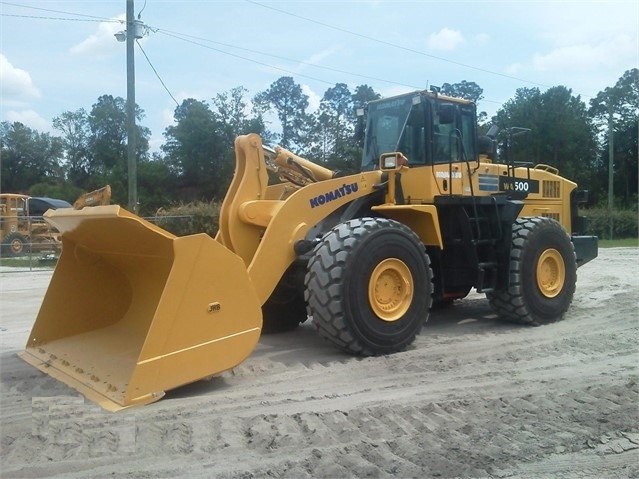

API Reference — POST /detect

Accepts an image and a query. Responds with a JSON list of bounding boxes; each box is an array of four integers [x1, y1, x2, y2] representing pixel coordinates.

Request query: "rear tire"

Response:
[[305, 218, 433, 356], [487, 217, 576, 325], [3, 232, 28, 257]]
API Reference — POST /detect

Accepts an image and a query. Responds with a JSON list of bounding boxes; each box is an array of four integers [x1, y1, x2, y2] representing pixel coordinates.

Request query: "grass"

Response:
[[0, 254, 58, 268], [1, 237, 636, 269], [599, 237, 639, 248]]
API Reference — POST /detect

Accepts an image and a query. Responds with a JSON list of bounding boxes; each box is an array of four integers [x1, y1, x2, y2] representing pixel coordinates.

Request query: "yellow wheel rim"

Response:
[[368, 258, 413, 322], [10, 239, 23, 254], [536, 248, 565, 298]]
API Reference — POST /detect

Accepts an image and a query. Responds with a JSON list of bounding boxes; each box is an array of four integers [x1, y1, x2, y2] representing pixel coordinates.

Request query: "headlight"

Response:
[[383, 156, 397, 169]]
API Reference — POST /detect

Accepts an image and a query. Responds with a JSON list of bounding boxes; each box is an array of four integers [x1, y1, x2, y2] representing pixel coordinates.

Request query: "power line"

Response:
[[0, 1, 116, 22], [152, 27, 505, 107], [0, 13, 119, 23], [156, 29, 342, 88], [244, 0, 554, 90], [2, 0, 516, 104], [136, 40, 179, 107], [154, 28, 426, 91], [137, 0, 147, 19], [2, 6, 503, 106], [1, 1, 544, 108]]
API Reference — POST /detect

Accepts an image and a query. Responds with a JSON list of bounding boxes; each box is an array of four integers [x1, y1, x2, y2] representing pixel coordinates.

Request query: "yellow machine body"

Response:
[[378, 161, 577, 241], [19, 92, 597, 410]]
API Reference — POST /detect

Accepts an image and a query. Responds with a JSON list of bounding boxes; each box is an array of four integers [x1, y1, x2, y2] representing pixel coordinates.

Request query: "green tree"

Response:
[[0, 121, 64, 193], [136, 155, 178, 214], [320, 83, 353, 158], [588, 68, 639, 208], [441, 80, 484, 103], [162, 98, 232, 201], [86, 95, 150, 203], [493, 86, 597, 190], [441, 80, 487, 125], [52, 109, 91, 187], [254, 76, 310, 149], [311, 83, 382, 174], [212, 86, 270, 144], [88, 95, 127, 175], [352, 84, 381, 109], [27, 182, 84, 203]]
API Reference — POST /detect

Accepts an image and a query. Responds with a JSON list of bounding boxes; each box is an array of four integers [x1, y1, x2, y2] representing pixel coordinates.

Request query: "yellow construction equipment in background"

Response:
[[19, 91, 598, 410], [72, 185, 112, 209], [0, 194, 72, 257]]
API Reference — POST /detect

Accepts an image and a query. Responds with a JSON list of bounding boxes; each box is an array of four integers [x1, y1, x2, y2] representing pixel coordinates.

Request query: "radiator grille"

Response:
[[543, 180, 561, 198], [542, 212, 560, 222]]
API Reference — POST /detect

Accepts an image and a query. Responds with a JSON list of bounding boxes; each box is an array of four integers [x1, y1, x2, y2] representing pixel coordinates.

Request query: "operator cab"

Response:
[[361, 91, 477, 170]]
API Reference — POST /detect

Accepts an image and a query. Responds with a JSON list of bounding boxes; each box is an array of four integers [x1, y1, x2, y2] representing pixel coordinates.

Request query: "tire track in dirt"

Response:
[[1, 248, 637, 478], [23, 377, 634, 479]]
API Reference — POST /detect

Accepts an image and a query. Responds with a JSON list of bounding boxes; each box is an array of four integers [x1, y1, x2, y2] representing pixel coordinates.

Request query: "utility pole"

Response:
[[115, 2, 144, 212], [607, 96, 614, 240], [126, 0, 137, 213]]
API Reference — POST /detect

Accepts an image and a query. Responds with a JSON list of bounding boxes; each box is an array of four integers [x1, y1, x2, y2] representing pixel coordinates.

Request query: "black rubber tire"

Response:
[[487, 217, 577, 326], [3, 232, 28, 257], [305, 218, 433, 356], [261, 280, 308, 334]]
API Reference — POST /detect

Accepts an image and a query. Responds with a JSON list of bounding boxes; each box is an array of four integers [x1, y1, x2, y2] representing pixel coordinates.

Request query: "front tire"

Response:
[[487, 217, 577, 325], [305, 218, 433, 356]]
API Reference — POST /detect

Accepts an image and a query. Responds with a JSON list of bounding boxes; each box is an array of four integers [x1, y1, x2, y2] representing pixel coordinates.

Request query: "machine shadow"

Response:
[[165, 293, 520, 403]]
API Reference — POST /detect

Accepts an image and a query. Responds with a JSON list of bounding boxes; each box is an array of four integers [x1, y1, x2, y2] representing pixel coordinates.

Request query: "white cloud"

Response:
[[428, 28, 465, 51], [298, 48, 337, 72], [531, 34, 634, 73], [70, 14, 126, 57], [532, 2, 637, 49], [504, 32, 636, 88], [301, 84, 321, 111], [5, 109, 50, 132], [0, 54, 40, 104]]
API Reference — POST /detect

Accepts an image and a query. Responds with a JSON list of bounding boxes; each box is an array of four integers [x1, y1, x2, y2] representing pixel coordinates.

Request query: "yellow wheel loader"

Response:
[[0, 194, 72, 257], [19, 90, 598, 410]]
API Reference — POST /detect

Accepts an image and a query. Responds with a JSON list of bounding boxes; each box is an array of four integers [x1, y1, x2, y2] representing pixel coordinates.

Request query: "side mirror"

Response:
[[355, 107, 365, 147], [486, 125, 500, 138]]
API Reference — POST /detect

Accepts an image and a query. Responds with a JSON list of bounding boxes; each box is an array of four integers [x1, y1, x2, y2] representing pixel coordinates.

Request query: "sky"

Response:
[[1, 0, 638, 153]]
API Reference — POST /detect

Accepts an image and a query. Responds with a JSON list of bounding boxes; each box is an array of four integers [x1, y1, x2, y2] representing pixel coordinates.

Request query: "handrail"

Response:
[[534, 164, 559, 175]]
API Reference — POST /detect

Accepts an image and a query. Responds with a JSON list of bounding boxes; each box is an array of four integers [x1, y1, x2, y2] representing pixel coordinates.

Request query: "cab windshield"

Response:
[[361, 95, 415, 170], [361, 93, 477, 170]]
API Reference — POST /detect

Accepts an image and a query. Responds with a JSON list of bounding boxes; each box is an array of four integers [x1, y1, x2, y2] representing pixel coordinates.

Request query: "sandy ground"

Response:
[[0, 247, 638, 478]]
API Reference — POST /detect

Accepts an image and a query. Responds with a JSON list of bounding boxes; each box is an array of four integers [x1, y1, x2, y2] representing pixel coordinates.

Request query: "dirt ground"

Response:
[[1, 247, 637, 478]]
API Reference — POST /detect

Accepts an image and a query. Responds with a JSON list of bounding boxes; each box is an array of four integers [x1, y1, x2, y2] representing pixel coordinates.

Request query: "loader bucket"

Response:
[[19, 205, 262, 411]]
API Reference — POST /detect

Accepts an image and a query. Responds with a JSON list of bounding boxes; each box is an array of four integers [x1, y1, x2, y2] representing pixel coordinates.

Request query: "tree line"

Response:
[[1, 69, 636, 215]]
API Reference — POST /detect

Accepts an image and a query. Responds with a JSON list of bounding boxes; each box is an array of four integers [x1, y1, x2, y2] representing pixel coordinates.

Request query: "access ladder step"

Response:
[[476, 262, 498, 293], [472, 238, 497, 246], [478, 261, 498, 269]]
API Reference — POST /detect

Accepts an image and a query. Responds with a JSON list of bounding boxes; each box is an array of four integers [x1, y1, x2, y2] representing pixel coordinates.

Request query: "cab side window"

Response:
[[432, 111, 457, 164], [396, 102, 427, 166]]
